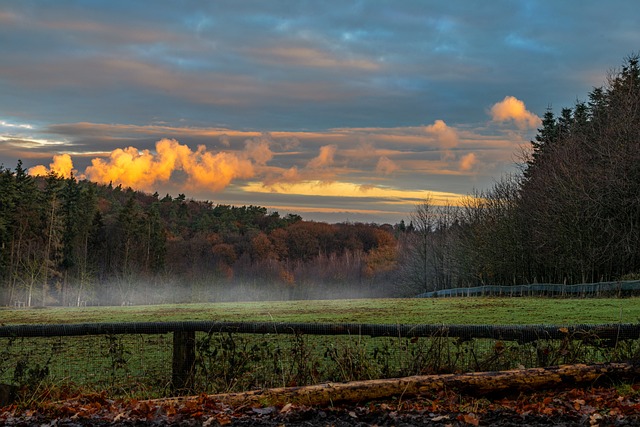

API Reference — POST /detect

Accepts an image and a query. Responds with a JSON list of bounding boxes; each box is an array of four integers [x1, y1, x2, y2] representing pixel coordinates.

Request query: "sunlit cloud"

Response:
[[264, 204, 402, 216], [243, 133, 275, 165], [242, 180, 467, 206], [307, 144, 337, 169], [424, 119, 459, 149], [490, 96, 541, 129], [376, 156, 398, 175], [0, 135, 68, 149], [28, 139, 260, 192], [82, 138, 256, 191], [423, 119, 463, 163], [20, 116, 529, 199], [28, 153, 75, 178], [459, 152, 478, 171], [1, 120, 33, 130]]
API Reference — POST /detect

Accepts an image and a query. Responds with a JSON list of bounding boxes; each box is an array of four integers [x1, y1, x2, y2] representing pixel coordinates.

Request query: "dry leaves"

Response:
[[1, 384, 640, 425]]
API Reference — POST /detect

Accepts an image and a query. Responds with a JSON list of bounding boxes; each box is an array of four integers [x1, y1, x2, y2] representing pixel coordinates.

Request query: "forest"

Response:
[[0, 167, 402, 306], [1, 55, 639, 306]]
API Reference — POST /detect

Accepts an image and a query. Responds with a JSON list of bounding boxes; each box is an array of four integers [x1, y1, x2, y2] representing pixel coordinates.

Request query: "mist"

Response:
[[88, 275, 393, 307]]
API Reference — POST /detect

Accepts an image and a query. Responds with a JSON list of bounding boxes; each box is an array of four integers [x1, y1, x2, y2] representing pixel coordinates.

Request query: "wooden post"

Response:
[[172, 330, 196, 393]]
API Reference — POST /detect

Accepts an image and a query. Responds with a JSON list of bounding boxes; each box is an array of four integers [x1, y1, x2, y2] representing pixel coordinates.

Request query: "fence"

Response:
[[416, 280, 640, 298], [1, 321, 639, 400]]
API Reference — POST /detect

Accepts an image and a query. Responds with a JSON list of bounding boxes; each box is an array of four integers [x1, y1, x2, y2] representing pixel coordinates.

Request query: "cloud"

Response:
[[252, 46, 381, 71], [490, 96, 541, 129], [1, 120, 33, 130], [28, 154, 75, 178], [307, 144, 337, 169], [424, 119, 459, 149], [219, 134, 231, 147], [28, 138, 260, 192], [242, 180, 467, 206], [179, 145, 255, 191], [423, 119, 460, 161], [84, 145, 170, 189], [376, 156, 398, 175], [459, 153, 478, 171], [243, 133, 274, 165]]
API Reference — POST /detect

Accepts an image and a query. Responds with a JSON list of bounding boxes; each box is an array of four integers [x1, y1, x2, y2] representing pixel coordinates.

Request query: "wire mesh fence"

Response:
[[416, 280, 640, 298], [1, 321, 639, 400]]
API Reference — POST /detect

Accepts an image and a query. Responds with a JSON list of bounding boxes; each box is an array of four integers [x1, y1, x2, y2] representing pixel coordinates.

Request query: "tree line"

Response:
[[401, 55, 640, 294], [2, 55, 638, 303], [0, 168, 400, 306]]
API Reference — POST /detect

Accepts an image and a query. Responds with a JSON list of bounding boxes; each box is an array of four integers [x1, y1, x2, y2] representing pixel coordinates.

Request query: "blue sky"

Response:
[[1, 1, 638, 223]]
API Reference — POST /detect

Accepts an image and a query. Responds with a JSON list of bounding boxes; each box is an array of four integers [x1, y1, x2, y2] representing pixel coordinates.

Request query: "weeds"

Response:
[[278, 332, 321, 387], [103, 335, 131, 389], [324, 335, 377, 382], [195, 331, 268, 392], [1, 328, 639, 400]]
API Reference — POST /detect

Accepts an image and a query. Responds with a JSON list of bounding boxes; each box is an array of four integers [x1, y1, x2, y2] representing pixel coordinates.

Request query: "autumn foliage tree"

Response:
[[0, 170, 400, 305]]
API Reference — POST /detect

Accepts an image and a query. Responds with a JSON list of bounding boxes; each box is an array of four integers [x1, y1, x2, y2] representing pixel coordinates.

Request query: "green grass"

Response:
[[2, 297, 640, 400], [1, 297, 639, 325]]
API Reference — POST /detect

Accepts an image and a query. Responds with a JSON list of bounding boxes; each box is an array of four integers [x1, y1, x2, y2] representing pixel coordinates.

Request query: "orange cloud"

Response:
[[180, 146, 254, 190], [28, 153, 75, 178], [424, 119, 459, 149], [242, 180, 467, 206], [490, 96, 541, 129], [77, 138, 257, 191], [459, 153, 478, 171], [376, 156, 398, 175], [307, 144, 337, 169], [243, 134, 274, 165], [85, 146, 165, 189]]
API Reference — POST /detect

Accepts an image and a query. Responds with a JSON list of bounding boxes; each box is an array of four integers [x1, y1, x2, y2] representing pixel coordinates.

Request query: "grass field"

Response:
[[1, 297, 639, 325], [2, 297, 639, 400]]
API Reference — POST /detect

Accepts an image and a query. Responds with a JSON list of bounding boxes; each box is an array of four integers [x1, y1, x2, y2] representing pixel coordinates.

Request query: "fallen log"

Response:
[[148, 362, 640, 408]]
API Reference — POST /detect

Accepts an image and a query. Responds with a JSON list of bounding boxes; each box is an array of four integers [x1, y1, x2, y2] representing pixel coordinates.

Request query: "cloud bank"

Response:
[[22, 94, 540, 221]]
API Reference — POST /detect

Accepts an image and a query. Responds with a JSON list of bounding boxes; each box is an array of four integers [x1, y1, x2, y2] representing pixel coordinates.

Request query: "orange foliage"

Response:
[[269, 228, 289, 260], [250, 232, 275, 261], [362, 245, 397, 278], [279, 268, 295, 287], [212, 243, 236, 266]]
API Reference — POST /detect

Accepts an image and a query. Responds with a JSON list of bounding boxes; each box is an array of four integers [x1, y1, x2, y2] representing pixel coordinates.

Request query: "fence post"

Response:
[[172, 330, 195, 392]]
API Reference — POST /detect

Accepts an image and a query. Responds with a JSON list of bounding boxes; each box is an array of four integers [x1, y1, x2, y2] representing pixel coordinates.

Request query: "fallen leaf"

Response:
[[431, 414, 450, 421], [215, 413, 232, 426], [202, 416, 216, 427], [280, 403, 293, 414], [460, 412, 479, 426]]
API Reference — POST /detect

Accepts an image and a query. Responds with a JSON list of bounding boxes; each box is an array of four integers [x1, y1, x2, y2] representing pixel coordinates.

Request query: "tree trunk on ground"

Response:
[[149, 363, 639, 408]]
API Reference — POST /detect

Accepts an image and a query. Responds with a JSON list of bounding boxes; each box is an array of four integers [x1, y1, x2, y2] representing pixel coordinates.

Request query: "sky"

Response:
[[1, 1, 638, 224]]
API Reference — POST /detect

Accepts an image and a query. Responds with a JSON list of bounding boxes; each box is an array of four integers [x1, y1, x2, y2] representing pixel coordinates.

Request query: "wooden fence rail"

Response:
[[1, 321, 639, 391]]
